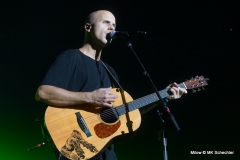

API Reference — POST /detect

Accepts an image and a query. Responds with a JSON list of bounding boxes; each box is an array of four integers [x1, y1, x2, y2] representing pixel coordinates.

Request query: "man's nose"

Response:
[[109, 24, 115, 30]]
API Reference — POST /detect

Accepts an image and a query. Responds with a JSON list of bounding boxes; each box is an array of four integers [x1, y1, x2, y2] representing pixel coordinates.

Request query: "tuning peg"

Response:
[[192, 89, 196, 93], [197, 88, 201, 91], [200, 78, 210, 83], [195, 75, 199, 78], [202, 87, 205, 90]]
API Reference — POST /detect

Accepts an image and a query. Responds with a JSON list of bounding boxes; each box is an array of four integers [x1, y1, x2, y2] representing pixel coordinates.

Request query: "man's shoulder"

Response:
[[60, 49, 82, 59]]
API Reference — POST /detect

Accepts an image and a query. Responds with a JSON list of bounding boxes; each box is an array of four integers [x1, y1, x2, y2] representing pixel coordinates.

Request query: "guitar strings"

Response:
[[83, 94, 157, 124], [81, 105, 130, 125], [80, 91, 165, 125], [83, 108, 120, 124]]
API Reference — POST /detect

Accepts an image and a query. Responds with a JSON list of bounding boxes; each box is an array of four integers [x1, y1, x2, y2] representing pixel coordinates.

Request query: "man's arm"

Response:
[[35, 85, 118, 107]]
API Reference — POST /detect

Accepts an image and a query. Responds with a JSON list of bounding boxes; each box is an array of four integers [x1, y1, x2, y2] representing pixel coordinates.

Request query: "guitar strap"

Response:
[[100, 60, 131, 116], [101, 61, 135, 133], [100, 60, 123, 90], [101, 61, 162, 116]]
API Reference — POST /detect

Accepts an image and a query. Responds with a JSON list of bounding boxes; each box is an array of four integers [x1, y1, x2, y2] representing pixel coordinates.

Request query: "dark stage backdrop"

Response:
[[1, 1, 239, 160]]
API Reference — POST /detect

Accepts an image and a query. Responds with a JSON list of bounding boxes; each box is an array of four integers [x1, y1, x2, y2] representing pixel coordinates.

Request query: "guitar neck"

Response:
[[115, 83, 186, 116]]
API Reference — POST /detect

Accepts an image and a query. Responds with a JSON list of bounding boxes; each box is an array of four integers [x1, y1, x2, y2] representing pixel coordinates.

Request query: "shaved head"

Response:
[[85, 10, 116, 27]]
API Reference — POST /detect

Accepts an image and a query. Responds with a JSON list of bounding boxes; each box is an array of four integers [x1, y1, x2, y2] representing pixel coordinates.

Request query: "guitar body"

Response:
[[45, 88, 141, 160]]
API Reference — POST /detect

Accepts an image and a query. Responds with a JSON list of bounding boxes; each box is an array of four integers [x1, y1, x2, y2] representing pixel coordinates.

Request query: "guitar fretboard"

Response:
[[115, 83, 186, 116]]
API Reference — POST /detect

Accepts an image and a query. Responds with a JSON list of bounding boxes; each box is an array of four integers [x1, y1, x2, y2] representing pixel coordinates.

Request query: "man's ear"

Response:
[[85, 23, 91, 32]]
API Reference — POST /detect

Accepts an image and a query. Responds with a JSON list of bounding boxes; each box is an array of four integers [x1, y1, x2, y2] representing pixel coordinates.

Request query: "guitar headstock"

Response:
[[184, 75, 209, 92]]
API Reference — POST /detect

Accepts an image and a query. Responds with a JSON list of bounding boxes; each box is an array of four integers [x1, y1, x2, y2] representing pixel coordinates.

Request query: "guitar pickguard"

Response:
[[94, 121, 121, 138]]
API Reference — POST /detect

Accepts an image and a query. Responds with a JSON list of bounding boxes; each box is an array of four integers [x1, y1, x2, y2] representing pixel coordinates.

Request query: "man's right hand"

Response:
[[89, 87, 118, 107]]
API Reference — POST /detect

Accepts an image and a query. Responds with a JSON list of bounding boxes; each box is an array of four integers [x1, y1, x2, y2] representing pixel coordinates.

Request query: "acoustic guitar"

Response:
[[45, 75, 209, 160]]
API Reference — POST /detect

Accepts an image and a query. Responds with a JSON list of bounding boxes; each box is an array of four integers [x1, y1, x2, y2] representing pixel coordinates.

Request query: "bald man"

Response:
[[35, 10, 187, 160]]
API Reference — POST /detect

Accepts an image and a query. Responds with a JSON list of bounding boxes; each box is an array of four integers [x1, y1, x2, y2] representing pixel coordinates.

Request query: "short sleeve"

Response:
[[41, 53, 72, 89]]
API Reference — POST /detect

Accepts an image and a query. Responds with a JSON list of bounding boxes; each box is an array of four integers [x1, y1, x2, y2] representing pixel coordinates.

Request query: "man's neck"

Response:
[[79, 44, 102, 61]]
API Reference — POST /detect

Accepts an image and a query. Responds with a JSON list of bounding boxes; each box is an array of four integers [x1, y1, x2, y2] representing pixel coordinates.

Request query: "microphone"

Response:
[[108, 30, 147, 39]]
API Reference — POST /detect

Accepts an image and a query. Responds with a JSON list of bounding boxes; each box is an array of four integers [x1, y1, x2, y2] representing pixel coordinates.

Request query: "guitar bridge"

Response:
[[75, 112, 92, 137]]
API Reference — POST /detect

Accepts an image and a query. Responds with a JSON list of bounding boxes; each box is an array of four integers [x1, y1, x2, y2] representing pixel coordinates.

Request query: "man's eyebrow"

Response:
[[104, 19, 116, 27]]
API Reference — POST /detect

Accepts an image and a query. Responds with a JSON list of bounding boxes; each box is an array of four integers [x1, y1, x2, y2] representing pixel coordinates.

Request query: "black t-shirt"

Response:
[[41, 49, 119, 91], [41, 49, 119, 160]]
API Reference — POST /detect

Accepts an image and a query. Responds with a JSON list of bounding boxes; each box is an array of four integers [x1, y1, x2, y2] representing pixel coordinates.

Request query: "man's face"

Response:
[[89, 11, 116, 48]]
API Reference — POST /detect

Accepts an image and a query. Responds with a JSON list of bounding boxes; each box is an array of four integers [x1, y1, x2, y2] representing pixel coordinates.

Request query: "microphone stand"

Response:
[[121, 33, 180, 160]]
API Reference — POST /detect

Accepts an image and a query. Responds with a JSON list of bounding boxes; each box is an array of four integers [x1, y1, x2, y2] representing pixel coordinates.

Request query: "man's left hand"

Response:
[[166, 82, 187, 100]]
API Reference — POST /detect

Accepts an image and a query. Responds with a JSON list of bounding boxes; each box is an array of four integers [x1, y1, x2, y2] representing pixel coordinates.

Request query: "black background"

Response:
[[0, 1, 239, 159]]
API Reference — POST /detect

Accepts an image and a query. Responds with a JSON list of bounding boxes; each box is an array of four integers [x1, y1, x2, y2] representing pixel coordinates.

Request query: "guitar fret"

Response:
[[116, 105, 124, 115], [116, 83, 185, 116], [116, 93, 162, 115], [178, 83, 186, 89]]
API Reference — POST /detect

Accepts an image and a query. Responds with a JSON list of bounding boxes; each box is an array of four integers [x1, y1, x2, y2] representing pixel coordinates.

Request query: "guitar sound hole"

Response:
[[100, 107, 119, 123]]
